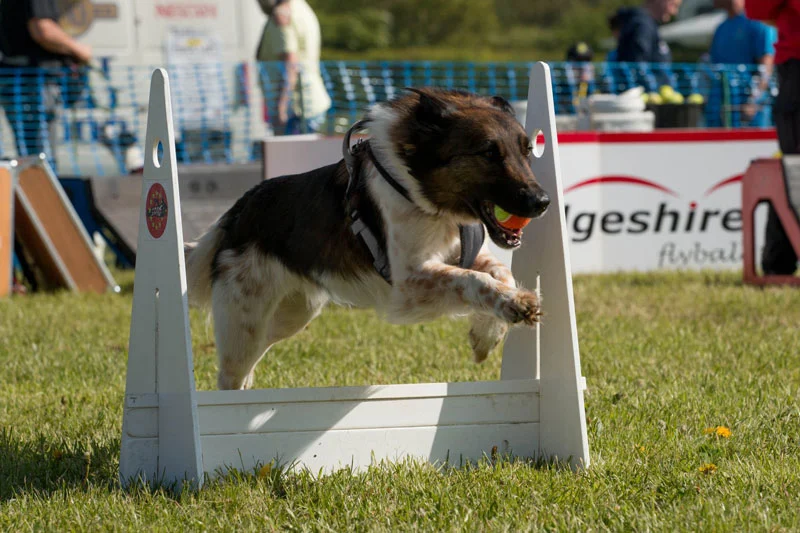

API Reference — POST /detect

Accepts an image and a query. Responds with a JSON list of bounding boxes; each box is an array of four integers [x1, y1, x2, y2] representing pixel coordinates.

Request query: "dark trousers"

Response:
[[762, 59, 800, 275]]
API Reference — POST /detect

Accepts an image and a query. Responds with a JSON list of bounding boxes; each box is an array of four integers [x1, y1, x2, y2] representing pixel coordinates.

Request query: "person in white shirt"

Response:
[[256, 0, 332, 134]]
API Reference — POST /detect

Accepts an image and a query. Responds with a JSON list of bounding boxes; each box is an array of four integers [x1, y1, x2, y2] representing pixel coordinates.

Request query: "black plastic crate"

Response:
[[646, 103, 705, 129]]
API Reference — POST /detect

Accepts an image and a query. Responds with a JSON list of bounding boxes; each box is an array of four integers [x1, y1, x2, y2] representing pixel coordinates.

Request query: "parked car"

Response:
[[659, 0, 725, 48]]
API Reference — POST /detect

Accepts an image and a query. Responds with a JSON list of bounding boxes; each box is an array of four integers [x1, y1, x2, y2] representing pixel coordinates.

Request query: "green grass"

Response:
[[1, 270, 799, 531]]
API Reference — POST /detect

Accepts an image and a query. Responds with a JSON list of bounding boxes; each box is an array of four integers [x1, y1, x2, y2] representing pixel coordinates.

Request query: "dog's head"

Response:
[[376, 87, 550, 249]]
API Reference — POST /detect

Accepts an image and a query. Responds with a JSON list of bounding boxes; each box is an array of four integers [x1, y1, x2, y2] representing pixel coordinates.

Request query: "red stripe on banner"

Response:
[[704, 174, 743, 196], [590, 129, 776, 144], [564, 175, 680, 196], [557, 132, 599, 143]]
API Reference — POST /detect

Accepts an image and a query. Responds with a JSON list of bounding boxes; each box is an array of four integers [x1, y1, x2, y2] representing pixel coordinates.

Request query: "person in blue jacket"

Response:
[[607, 13, 622, 62], [615, 0, 682, 63], [709, 0, 777, 127]]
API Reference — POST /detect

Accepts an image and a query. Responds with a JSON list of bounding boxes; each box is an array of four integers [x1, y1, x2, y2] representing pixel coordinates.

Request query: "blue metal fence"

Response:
[[0, 60, 777, 177]]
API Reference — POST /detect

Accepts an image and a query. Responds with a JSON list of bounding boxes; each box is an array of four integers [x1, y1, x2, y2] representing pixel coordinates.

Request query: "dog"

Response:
[[185, 87, 551, 390]]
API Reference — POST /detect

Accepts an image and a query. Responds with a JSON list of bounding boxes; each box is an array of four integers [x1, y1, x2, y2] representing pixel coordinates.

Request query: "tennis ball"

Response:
[[668, 93, 684, 104], [659, 85, 675, 99], [687, 93, 705, 104], [648, 92, 663, 105], [493, 205, 532, 230]]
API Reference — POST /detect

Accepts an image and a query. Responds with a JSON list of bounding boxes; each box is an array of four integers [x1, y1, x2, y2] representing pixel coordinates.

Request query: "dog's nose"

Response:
[[533, 191, 550, 216], [520, 189, 550, 218]]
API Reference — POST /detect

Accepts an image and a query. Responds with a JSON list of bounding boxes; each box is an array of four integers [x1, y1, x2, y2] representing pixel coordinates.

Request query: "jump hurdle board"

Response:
[[120, 65, 589, 490]]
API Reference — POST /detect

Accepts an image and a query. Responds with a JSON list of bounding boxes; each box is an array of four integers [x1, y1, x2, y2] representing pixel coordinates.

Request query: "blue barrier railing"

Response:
[[0, 60, 777, 177]]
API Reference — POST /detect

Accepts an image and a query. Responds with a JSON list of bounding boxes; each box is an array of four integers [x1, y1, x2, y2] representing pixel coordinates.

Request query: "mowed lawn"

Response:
[[1, 270, 799, 531]]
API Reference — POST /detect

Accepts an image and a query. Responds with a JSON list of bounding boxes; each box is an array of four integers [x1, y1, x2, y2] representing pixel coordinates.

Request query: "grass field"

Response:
[[1, 269, 799, 531]]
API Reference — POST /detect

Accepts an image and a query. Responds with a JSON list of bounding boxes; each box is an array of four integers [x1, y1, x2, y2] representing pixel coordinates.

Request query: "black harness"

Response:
[[342, 120, 485, 284]]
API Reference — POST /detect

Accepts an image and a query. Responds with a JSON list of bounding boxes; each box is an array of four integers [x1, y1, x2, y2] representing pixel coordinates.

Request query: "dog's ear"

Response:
[[405, 87, 453, 125], [490, 95, 515, 117]]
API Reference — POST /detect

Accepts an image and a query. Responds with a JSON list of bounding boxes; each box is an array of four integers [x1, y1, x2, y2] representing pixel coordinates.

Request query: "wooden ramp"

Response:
[[13, 156, 117, 293], [0, 163, 13, 297]]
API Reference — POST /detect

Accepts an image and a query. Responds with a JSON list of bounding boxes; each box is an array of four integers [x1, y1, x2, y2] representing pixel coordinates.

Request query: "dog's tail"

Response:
[[184, 223, 224, 308]]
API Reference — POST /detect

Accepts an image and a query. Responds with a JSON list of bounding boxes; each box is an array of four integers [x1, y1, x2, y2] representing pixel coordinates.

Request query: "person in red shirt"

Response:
[[746, 0, 800, 274]]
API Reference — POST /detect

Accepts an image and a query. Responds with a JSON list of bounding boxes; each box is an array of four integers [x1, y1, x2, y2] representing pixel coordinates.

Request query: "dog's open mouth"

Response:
[[480, 201, 524, 249]]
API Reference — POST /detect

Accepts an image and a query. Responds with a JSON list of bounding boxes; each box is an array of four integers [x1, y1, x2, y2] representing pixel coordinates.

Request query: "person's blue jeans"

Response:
[[284, 112, 327, 135], [0, 67, 56, 160]]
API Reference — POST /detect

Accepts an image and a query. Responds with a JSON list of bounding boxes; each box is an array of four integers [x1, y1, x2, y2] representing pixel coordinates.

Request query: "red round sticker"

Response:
[[145, 183, 168, 239]]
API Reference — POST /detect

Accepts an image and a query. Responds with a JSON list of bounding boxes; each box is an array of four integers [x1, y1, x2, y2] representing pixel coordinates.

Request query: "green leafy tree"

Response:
[[318, 9, 392, 52]]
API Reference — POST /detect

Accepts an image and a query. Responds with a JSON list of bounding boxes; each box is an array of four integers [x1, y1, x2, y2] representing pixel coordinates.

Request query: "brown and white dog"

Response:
[[185, 88, 551, 390]]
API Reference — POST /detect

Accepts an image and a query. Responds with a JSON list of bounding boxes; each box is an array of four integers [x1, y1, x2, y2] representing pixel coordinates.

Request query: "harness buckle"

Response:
[[349, 210, 365, 234]]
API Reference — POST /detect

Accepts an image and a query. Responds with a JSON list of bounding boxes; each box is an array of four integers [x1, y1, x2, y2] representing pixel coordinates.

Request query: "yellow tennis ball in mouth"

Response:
[[493, 205, 532, 230], [494, 205, 512, 223]]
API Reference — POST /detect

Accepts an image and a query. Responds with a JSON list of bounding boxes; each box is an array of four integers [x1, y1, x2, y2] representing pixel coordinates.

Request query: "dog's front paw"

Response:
[[500, 289, 542, 326], [469, 314, 508, 363]]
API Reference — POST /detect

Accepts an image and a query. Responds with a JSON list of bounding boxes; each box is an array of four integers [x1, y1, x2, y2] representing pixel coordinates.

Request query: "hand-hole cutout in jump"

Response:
[[532, 130, 546, 159], [153, 140, 164, 168], [119, 66, 589, 491]]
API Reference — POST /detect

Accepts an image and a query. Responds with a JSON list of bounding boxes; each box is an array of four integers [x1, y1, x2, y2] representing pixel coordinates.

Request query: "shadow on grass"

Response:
[[0, 428, 120, 501], [0, 420, 581, 502]]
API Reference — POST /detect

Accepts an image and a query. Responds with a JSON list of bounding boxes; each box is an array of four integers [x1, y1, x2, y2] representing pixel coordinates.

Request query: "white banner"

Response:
[[561, 131, 777, 272]]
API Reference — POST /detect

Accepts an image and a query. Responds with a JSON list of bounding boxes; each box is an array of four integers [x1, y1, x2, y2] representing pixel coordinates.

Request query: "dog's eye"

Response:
[[483, 144, 500, 160], [522, 140, 533, 157]]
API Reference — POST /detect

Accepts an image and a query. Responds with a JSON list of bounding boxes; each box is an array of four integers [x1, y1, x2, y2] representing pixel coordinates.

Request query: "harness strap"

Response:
[[350, 212, 392, 282], [342, 118, 369, 197], [344, 120, 394, 282], [459, 223, 485, 269], [365, 143, 414, 204]]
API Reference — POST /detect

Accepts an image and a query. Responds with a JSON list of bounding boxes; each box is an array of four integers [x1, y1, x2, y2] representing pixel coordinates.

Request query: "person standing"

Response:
[[607, 12, 623, 62], [615, 0, 683, 63], [256, 0, 332, 135], [0, 0, 92, 162], [746, 0, 800, 274], [709, 0, 777, 127]]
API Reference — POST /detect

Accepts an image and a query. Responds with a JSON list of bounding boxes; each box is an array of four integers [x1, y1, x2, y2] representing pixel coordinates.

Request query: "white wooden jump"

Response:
[[119, 65, 589, 490]]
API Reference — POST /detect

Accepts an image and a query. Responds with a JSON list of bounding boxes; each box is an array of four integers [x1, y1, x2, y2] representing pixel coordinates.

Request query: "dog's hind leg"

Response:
[[211, 278, 277, 390], [212, 281, 328, 390], [237, 288, 329, 388], [264, 289, 329, 347], [210, 249, 291, 390]]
